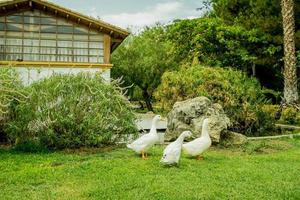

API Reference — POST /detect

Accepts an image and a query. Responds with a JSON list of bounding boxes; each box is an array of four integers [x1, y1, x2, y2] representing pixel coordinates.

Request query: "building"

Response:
[[0, 0, 129, 84]]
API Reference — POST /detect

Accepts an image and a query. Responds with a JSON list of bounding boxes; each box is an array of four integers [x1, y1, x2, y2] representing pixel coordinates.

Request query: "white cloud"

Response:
[[99, 1, 184, 30]]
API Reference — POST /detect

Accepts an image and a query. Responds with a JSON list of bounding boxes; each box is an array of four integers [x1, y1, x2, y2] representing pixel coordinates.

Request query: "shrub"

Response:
[[155, 65, 274, 135], [0, 67, 27, 143], [261, 104, 280, 118], [5, 73, 138, 149], [279, 107, 300, 125]]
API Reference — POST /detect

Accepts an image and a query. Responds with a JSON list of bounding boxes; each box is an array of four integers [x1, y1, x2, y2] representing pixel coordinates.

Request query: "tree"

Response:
[[281, 0, 299, 105], [165, 18, 269, 76], [211, 0, 300, 91], [111, 26, 177, 111]]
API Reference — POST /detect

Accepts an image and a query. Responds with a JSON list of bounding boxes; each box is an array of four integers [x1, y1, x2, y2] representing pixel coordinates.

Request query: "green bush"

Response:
[[155, 65, 274, 135], [0, 67, 27, 143], [279, 107, 300, 125], [5, 73, 138, 149], [261, 104, 280, 120]]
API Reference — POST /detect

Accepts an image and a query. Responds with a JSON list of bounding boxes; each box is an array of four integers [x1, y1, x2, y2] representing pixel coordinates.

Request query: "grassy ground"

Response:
[[1, 139, 300, 200]]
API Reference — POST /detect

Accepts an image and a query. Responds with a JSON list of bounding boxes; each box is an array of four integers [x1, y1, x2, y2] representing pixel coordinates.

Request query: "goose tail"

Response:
[[127, 143, 132, 149]]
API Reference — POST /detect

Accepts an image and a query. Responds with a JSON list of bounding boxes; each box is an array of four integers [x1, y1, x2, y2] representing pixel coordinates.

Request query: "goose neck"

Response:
[[176, 134, 186, 143], [150, 122, 157, 134]]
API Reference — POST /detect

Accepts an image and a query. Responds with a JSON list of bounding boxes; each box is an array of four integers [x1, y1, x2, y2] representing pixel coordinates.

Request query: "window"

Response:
[[24, 24, 40, 32], [74, 48, 88, 55], [74, 26, 88, 34], [73, 41, 88, 48], [57, 26, 73, 34], [89, 49, 103, 56], [24, 16, 40, 24], [0, 37, 4, 45], [89, 42, 103, 49], [41, 25, 57, 33], [41, 40, 56, 47], [0, 22, 5, 30], [57, 40, 72, 48], [7, 15, 22, 23], [6, 24, 22, 31], [0, 11, 105, 63], [40, 17, 56, 25]]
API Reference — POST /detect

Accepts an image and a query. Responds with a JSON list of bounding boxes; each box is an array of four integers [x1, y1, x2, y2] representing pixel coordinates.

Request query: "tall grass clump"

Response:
[[155, 65, 274, 136], [0, 67, 27, 143], [5, 73, 138, 149]]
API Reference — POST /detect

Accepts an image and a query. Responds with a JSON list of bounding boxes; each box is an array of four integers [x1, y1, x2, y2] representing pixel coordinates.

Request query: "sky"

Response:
[[48, 0, 208, 31]]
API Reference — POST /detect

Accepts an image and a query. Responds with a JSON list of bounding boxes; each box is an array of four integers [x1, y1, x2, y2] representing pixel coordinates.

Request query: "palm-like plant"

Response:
[[281, 0, 299, 106]]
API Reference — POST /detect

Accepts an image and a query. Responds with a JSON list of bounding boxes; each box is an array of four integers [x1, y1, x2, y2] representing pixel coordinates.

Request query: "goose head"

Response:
[[181, 130, 192, 138], [201, 118, 210, 137], [152, 115, 161, 124], [202, 118, 210, 129]]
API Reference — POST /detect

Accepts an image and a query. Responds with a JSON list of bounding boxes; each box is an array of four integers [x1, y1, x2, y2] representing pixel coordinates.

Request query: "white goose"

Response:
[[182, 118, 212, 160], [160, 131, 192, 165], [127, 115, 161, 159]]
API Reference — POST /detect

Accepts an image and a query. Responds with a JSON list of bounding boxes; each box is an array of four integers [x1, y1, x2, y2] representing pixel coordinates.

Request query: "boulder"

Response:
[[222, 131, 248, 145], [165, 97, 230, 143]]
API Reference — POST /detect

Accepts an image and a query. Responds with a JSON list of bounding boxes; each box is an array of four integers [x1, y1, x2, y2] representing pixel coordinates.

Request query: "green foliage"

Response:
[[279, 107, 300, 125], [261, 104, 280, 120], [165, 17, 283, 90], [0, 67, 27, 143], [155, 65, 274, 135], [211, 0, 300, 90], [5, 73, 138, 149], [0, 67, 26, 117], [13, 140, 49, 153], [111, 25, 178, 111]]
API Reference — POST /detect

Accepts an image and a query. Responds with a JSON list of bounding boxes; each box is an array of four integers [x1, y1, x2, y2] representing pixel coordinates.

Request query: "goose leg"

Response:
[[196, 155, 204, 160], [141, 150, 146, 159]]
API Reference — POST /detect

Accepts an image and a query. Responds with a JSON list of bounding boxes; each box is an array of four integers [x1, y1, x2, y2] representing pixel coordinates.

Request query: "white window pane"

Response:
[[89, 42, 103, 48], [73, 35, 88, 40], [6, 46, 22, 53], [40, 33, 56, 39], [0, 37, 4, 45], [73, 41, 88, 48], [7, 31, 21, 38], [89, 49, 103, 56], [57, 33, 72, 40], [57, 41, 72, 47], [40, 47, 56, 54], [6, 38, 22, 45], [0, 22, 5, 30], [41, 40, 56, 47], [23, 32, 39, 39], [89, 34, 103, 41], [75, 56, 88, 62], [24, 24, 40, 32], [7, 15, 23, 23], [74, 48, 88, 55]]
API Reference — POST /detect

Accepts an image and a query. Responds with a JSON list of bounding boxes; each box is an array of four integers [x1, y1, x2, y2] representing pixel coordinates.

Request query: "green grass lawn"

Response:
[[1, 139, 300, 200]]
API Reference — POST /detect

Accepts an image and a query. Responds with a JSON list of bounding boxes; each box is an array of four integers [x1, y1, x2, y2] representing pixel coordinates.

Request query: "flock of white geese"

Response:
[[127, 115, 212, 165]]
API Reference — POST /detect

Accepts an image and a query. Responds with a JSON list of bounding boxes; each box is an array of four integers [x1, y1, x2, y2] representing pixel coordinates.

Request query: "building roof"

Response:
[[0, 0, 130, 51]]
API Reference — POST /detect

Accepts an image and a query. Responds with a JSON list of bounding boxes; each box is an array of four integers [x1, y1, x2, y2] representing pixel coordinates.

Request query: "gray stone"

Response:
[[222, 131, 248, 145], [165, 96, 230, 143]]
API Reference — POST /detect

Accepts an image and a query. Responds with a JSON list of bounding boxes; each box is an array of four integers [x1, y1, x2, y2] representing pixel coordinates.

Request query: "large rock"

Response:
[[165, 97, 230, 143], [221, 131, 248, 145]]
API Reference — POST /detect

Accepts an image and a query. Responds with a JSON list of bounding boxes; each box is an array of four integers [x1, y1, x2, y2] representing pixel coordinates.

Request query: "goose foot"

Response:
[[141, 151, 148, 160], [196, 155, 204, 160]]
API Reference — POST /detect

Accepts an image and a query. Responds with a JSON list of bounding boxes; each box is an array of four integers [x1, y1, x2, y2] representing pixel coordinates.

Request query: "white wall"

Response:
[[15, 67, 110, 85]]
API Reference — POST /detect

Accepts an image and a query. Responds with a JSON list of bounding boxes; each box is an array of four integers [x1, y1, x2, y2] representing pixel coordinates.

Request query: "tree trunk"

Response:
[[252, 63, 256, 77], [281, 0, 299, 105], [142, 90, 153, 111]]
